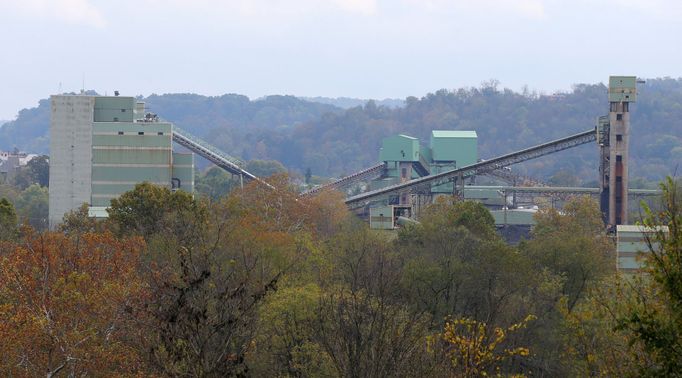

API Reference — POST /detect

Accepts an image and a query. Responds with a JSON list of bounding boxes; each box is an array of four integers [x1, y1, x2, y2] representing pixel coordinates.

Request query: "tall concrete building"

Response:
[[49, 95, 193, 227], [598, 76, 637, 227]]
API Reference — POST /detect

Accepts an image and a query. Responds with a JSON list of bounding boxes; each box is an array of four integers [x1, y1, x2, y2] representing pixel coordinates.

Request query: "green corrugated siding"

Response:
[[92, 197, 114, 207], [93, 149, 171, 164], [430, 133, 477, 164], [617, 242, 648, 253], [618, 257, 640, 270], [93, 135, 172, 148], [93, 122, 172, 133], [370, 206, 395, 230], [379, 135, 419, 162], [92, 166, 171, 182], [92, 183, 138, 195], [94, 97, 135, 122], [172, 153, 193, 165], [608, 76, 637, 102]]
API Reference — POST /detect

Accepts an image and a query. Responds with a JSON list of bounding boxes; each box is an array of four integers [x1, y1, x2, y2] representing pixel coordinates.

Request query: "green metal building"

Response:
[[616, 225, 667, 273], [49, 95, 194, 226]]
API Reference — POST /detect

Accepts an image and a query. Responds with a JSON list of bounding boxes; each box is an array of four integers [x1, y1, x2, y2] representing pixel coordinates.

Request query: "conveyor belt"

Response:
[[173, 126, 273, 189], [346, 128, 597, 207]]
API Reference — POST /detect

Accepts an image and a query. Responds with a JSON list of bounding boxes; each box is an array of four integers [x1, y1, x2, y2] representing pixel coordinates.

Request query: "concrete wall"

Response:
[[48, 95, 95, 228]]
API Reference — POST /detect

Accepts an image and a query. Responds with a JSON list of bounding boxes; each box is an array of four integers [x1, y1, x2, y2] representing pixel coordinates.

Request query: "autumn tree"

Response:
[[139, 177, 314, 376], [428, 315, 536, 377], [0, 231, 148, 376]]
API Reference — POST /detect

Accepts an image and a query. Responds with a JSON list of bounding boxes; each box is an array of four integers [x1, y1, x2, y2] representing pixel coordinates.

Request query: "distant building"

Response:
[[0, 150, 38, 183], [48, 95, 193, 228], [616, 224, 668, 273]]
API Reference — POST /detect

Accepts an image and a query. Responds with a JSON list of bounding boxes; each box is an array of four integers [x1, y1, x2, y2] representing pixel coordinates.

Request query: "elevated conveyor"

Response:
[[173, 126, 273, 188], [346, 128, 597, 208], [301, 163, 386, 196]]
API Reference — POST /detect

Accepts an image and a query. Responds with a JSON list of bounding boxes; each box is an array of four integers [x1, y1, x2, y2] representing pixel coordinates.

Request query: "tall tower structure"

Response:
[[598, 76, 637, 227], [48, 94, 194, 228]]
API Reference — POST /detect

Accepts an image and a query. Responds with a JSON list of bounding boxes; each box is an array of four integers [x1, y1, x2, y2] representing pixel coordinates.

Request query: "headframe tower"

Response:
[[598, 76, 638, 227]]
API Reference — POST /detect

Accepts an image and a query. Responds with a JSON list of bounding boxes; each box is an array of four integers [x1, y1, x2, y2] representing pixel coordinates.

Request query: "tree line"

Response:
[[2, 78, 681, 186], [1, 176, 681, 376]]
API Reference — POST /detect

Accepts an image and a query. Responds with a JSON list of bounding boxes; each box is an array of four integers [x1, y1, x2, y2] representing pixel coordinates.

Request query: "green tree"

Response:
[[0, 198, 18, 241], [618, 177, 682, 376], [107, 182, 206, 241], [15, 184, 48, 230], [398, 199, 528, 325], [27, 155, 49, 187], [244, 159, 287, 178], [520, 197, 613, 311], [195, 166, 240, 200]]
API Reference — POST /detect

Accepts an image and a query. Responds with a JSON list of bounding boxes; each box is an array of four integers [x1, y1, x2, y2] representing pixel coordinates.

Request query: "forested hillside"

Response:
[[2, 78, 681, 182], [302, 96, 405, 109]]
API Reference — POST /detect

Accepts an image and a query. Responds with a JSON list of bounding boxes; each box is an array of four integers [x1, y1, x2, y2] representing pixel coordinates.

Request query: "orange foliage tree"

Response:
[[0, 230, 148, 376]]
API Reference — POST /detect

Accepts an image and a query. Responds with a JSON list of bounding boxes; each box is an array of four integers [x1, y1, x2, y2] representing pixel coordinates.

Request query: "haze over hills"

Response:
[[301, 97, 405, 109], [1, 78, 681, 184]]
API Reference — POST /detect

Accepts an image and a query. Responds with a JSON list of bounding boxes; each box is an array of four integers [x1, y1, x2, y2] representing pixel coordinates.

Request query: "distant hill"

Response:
[[0, 93, 342, 155], [301, 97, 405, 109], [1, 79, 681, 183]]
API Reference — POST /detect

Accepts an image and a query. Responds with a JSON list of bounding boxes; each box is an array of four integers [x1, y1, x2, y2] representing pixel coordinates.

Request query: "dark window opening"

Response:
[[118, 131, 124, 135], [616, 155, 622, 162], [157, 132, 164, 135], [616, 176, 622, 182], [121, 109, 126, 112], [138, 131, 144, 135], [616, 113, 623, 120], [616, 134, 623, 141], [113, 117, 119, 122]]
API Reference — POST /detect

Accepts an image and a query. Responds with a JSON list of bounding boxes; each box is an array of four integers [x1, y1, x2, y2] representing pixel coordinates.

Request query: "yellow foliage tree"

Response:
[[429, 315, 536, 377]]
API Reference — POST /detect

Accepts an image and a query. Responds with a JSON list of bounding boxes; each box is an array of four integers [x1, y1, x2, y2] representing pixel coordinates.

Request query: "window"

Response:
[[118, 131, 124, 135], [113, 117, 119, 122], [616, 113, 623, 120], [121, 109, 126, 112], [157, 132, 164, 136], [616, 155, 622, 162], [138, 131, 144, 135], [616, 134, 623, 141]]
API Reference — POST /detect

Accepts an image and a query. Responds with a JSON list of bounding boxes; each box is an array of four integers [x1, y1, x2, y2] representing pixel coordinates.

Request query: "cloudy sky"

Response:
[[0, 0, 681, 120]]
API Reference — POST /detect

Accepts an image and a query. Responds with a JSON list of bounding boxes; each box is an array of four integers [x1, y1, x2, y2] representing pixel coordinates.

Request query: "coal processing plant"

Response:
[[48, 76, 660, 245]]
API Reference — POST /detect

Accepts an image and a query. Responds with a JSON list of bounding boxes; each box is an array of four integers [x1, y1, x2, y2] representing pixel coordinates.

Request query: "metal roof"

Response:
[[617, 225, 668, 233], [431, 130, 477, 138]]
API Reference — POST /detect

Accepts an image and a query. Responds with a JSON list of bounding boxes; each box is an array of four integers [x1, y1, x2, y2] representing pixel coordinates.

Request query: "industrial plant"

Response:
[[47, 77, 659, 271]]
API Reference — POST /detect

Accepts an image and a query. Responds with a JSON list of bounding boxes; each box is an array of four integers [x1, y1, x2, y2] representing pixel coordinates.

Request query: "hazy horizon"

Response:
[[2, 0, 681, 120]]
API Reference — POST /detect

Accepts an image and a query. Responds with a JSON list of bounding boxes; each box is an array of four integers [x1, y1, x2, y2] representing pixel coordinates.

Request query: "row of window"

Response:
[[116, 131, 165, 136]]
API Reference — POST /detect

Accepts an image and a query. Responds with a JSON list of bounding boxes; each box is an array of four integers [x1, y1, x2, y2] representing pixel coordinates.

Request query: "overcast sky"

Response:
[[0, 0, 681, 120]]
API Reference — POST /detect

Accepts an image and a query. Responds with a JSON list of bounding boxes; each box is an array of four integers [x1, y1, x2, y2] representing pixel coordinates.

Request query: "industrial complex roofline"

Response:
[[345, 128, 598, 207]]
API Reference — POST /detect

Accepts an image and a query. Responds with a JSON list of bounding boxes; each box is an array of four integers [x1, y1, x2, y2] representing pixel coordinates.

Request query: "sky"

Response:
[[0, 0, 681, 120]]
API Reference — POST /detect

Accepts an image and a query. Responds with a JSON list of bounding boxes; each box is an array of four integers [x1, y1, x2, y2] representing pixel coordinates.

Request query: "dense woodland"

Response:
[[1, 176, 681, 376], [1, 78, 681, 185]]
